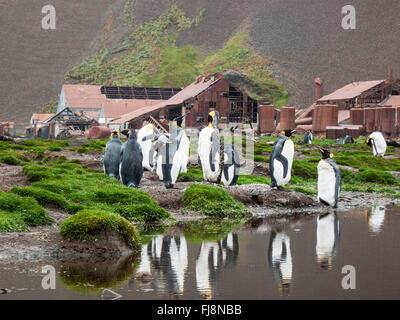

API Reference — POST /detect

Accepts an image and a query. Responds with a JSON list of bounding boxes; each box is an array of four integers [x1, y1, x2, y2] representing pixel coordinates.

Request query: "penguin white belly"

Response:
[[198, 127, 220, 181], [318, 160, 336, 207], [179, 134, 190, 173], [371, 132, 387, 156], [140, 141, 153, 171], [156, 153, 163, 180], [221, 156, 235, 186], [316, 214, 336, 260], [273, 140, 294, 186]]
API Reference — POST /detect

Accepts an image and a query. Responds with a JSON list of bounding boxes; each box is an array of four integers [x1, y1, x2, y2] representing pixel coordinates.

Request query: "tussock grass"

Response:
[[0, 190, 53, 232], [183, 184, 251, 218], [59, 209, 140, 249]]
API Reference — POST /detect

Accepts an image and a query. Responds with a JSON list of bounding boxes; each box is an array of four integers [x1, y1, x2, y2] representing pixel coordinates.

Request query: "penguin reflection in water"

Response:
[[269, 129, 296, 190], [366, 131, 387, 157], [103, 131, 122, 179], [316, 211, 340, 270], [198, 111, 240, 186], [317, 148, 341, 208], [268, 230, 293, 296], [120, 130, 143, 188]]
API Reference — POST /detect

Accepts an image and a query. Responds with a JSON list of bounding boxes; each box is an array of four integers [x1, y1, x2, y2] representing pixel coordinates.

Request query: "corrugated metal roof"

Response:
[[382, 95, 400, 107], [32, 113, 55, 123], [318, 80, 385, 102], [102, 100, 160, 119], [111, 77, 221, 124], [63, 84, 105, 109]]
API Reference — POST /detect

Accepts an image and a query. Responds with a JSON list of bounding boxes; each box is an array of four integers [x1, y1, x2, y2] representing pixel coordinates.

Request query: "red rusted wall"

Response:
[[279, 107, 296, 131], [350, 108, 364, 126], [326, 126, 345, 139], [258, 105, 275, 133], [380, 107, 395, 135], [312, 104, 338, 133]]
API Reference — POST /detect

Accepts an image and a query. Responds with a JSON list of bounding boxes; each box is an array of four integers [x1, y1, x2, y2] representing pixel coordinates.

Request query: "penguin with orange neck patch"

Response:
[[269, 129, 296, 190], [317, 148, 341, 208]]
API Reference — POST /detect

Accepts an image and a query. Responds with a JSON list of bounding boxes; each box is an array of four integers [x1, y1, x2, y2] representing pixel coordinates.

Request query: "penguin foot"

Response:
[[277, 186, 286, 191]]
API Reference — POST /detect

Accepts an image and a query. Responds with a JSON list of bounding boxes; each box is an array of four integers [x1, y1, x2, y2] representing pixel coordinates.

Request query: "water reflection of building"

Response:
[[195, 233, 239, 300], [366, 206, 386, 234], [268, 231, 293, 296], [316, 212, 340, 270]]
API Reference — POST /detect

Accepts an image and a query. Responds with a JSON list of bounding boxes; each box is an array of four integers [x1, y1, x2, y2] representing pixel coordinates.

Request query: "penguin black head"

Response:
[[121, 129, 130, 138], [319, 148, 334, 159], [128, 130, 137, 140], [207, 111, 219, 128], [281, 129, 296, 137], [365, 136, 372, 146], [111, 131, 120, 139]]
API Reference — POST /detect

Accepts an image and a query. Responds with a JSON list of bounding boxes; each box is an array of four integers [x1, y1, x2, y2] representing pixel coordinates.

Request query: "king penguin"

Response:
[[198, 111, 240, 186], [269, 130, 296, 190], [103, 131, 122, 179], [138, 123, 158, 171], [366, 131, 387, 157], [317, 148, 341, 208], [304, 131, 313, 144], [120, 130, 143, 188]]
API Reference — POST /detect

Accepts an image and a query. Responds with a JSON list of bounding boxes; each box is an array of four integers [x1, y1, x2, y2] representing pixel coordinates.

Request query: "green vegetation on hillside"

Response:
[[65, 5, 289, 106]]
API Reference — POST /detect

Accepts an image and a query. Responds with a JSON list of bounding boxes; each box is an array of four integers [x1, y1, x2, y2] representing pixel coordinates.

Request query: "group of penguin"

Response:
[[103, 110, 387, 209], [103, 111, 241, 190], [270, 128, 387, 208]]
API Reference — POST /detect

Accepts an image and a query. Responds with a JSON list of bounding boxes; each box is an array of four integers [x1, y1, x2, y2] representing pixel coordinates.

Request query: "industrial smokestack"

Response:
[[314, 77, 323, 102], [388, 69, 393, 83]]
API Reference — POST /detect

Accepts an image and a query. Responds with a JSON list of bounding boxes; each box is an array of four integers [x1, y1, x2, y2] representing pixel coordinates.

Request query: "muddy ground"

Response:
[[0, 148, 399, 263]]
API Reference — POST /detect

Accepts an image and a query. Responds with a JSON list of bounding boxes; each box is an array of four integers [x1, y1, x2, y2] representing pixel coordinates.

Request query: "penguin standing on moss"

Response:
[[317, 148, 341, 208], [366, 131, 387, 157], [103, 131, 122, 179], [138, 123, 158, 171], [304, 131, 313, 144], [269, 130, 296, 190], [120, 130, 143, 188], [198, 111, 240, 186]]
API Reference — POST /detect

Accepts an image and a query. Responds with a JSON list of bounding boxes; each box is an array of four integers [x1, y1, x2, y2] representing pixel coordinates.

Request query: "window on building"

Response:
[[208, 101, 217, 108], [196, 116, 205, 123]]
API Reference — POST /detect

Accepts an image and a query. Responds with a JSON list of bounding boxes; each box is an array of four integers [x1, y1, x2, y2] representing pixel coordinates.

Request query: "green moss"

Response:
[[0, 190, 53, 231], [183, 218, 246, 243], [355, 170, 398, 185], [287, 186, 317, 196], [59, 209, 140, 249], [183, 184, 251, 218], [178, 168, 203, 182], [237, 175, 270, 185], [0, 155, 20, 165], [20, 163, 169, 221]]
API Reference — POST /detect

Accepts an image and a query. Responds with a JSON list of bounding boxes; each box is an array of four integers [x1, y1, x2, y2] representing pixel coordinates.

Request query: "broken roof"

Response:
[[111, 76, 221, 124], [382, 95, 400, 107], [318, 80, 385, 102]]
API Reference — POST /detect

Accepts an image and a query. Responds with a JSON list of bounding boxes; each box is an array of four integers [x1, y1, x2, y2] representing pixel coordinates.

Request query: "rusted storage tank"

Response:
[[279, 107, 296, 131], [364, 108, 376, 133], [87, 126, 111, 139], [312, 105, 338, 133], [258, 105, 276, 133], [397, 107, 400, 134], [380, 107, 396, 136], [326, 126, 345, 139], [350, 108, 364, 126]]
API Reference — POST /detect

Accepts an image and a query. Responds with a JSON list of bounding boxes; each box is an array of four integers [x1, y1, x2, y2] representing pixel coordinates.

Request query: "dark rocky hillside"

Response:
[[1, 0, 399, 130]]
